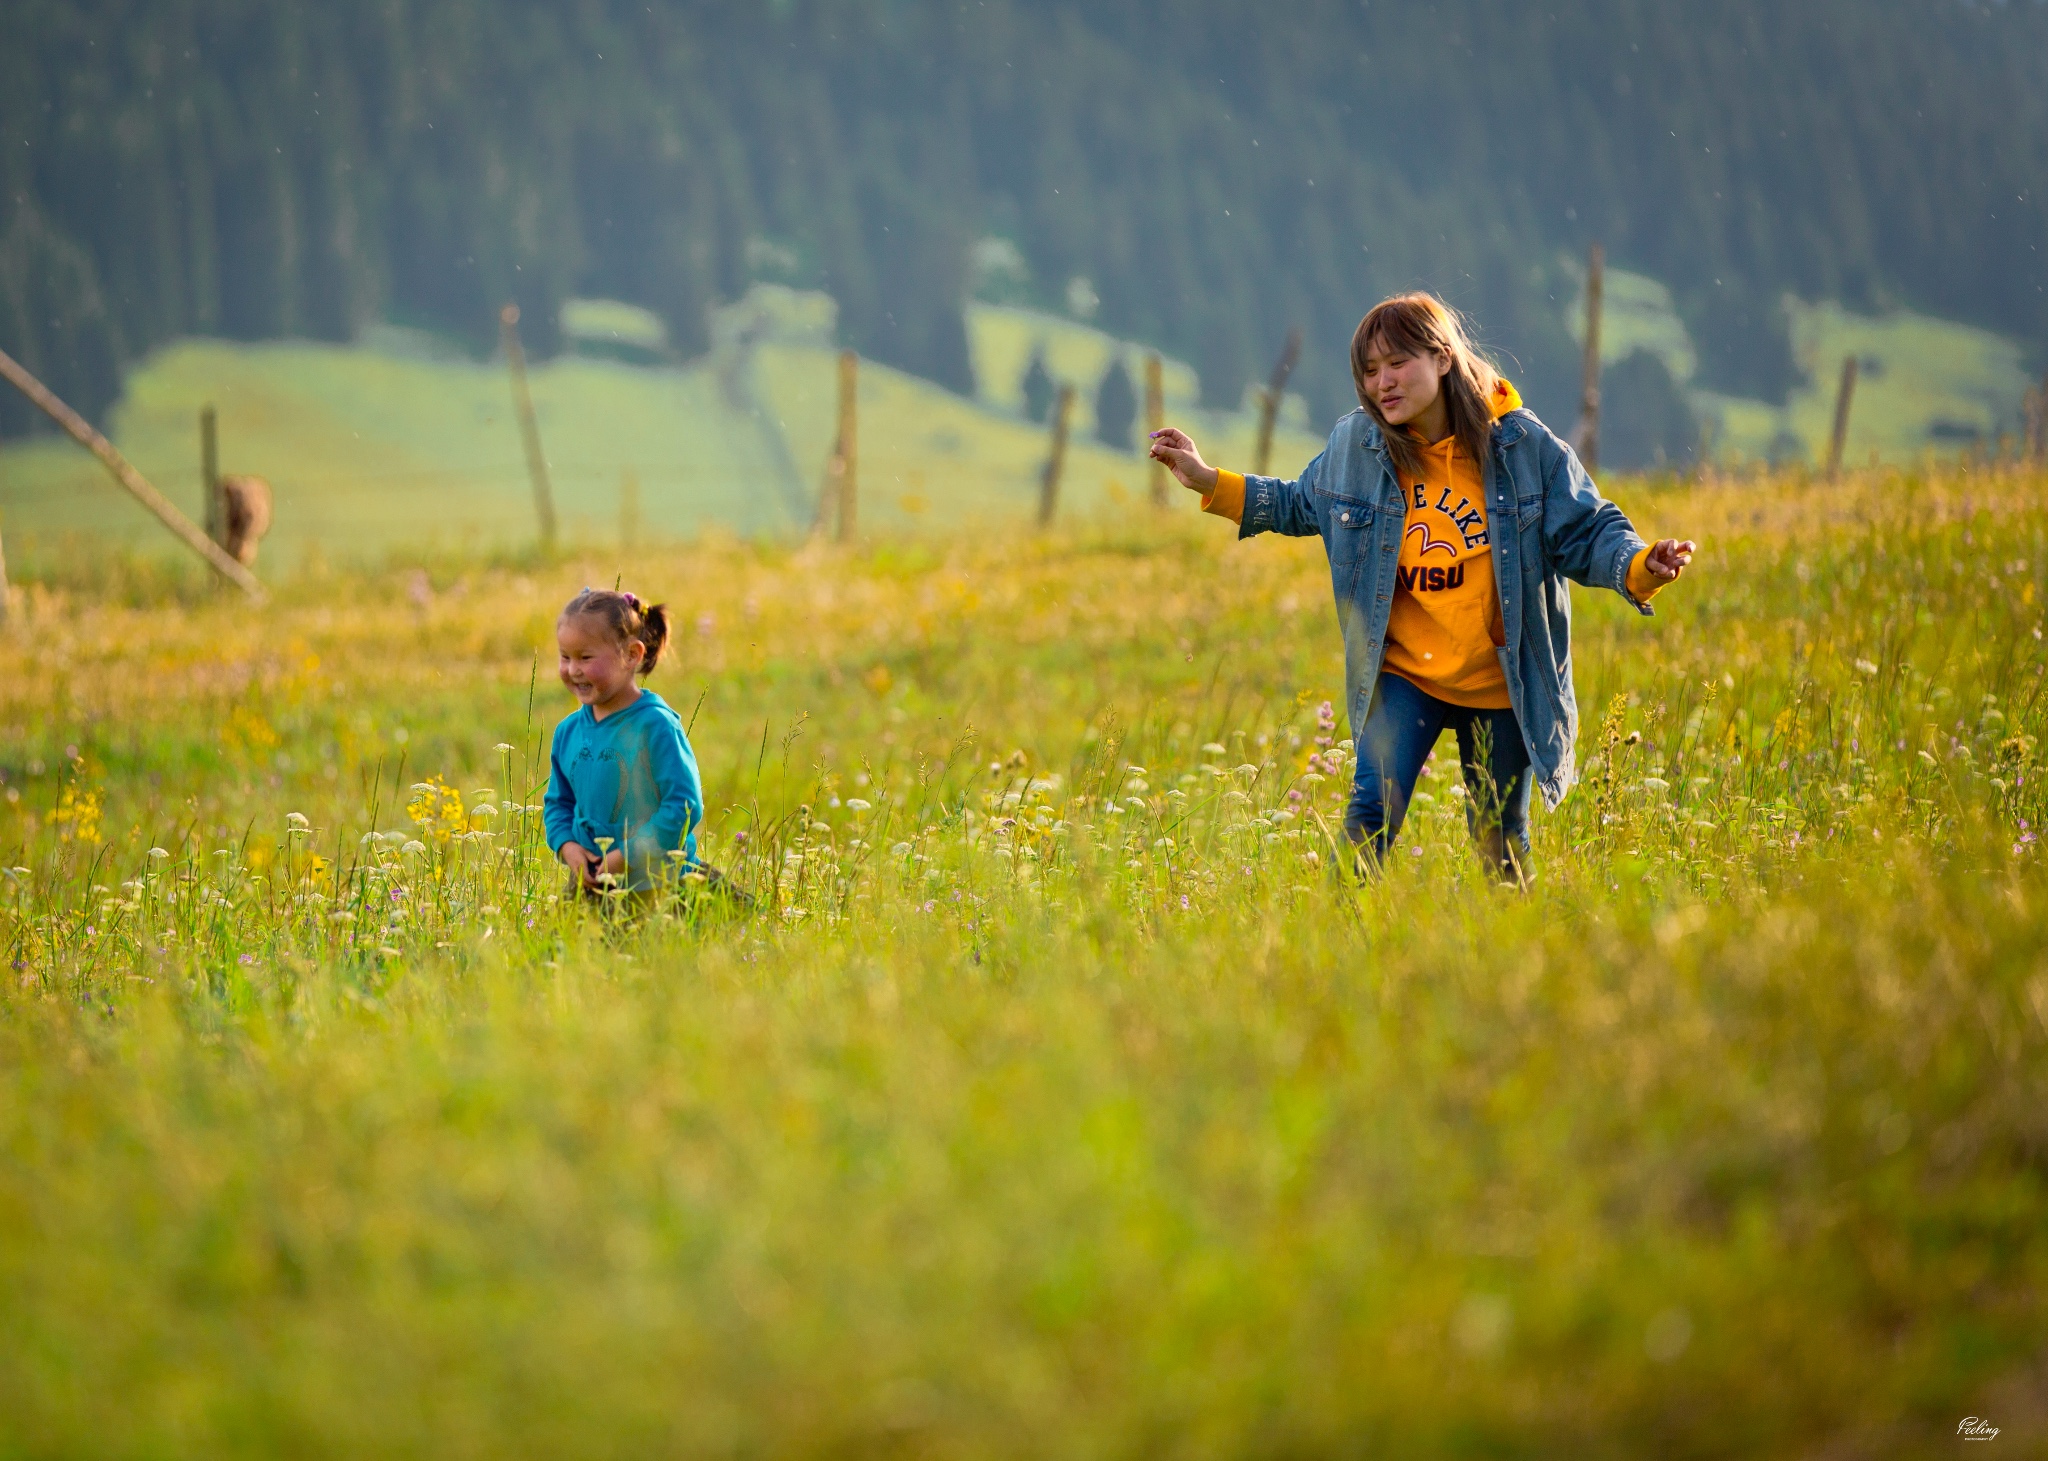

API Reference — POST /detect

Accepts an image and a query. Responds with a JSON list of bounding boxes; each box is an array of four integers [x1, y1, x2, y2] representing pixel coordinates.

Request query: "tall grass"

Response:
[[0, 465, 2043, 1456]]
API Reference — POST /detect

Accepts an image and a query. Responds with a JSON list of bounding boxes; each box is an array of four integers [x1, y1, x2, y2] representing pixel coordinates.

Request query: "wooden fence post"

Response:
[[836, 349, 858, 543], [2031, 370, 2048, 465], [1252, 326, 1303, 477], [500, 304, 557, 551], [200, 405, 222, 544], [619, 467, 641, 549], [1825, 355, 1859, 480], [1039, 384, 1076, 528], [1574, 242, 1604, 472], [1144, 353, 1166, 507], [0, 513, 10, 626], [0, 344, 265, 598]]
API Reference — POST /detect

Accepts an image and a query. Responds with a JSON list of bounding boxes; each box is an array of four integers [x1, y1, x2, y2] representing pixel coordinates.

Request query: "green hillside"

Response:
[[0, 292, 1323, 570], [1567, 265, 2041, 467]]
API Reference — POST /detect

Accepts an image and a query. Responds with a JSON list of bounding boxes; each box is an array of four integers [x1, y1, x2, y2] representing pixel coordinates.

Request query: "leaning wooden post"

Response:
[[499, 304, 557, 551], [1824, 355, 1859, 480], [1038, 383, 1076, 528], [1575, 241, 1605, 471], [1252, 326, 1303, 476], [0, 513, 10, 626], [835, 348, 859, 543], [1144, 353, 1167, 507], [200, 405, 222, 544], [0, 344, 265, 599]]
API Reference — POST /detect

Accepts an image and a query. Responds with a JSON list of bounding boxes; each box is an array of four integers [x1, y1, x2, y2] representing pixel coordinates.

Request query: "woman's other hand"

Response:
[[1148, 428, 1220, 494], [1644, 538, 1697, 581]]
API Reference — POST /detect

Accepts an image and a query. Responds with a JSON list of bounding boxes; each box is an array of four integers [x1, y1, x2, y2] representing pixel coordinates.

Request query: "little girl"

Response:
[[1150, 292, 1696, 883], [543, 587, 705, 893]]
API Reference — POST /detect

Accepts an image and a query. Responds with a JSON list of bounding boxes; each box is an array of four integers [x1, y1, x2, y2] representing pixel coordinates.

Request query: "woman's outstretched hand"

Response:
[[1148, 428, 1220, 494], [1644, 538, 1698, 581]]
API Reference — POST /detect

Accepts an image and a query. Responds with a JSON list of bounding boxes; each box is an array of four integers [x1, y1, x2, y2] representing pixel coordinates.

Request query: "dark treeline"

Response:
[[4, 0, 2045, 455]]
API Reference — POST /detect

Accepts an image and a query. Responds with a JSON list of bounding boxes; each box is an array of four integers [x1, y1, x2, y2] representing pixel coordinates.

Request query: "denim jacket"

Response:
[[1238, 407, 1651, 808]]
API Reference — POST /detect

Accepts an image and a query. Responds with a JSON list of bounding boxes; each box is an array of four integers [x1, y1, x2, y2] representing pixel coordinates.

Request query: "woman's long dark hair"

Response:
[[1351, 293, 1504, 483]]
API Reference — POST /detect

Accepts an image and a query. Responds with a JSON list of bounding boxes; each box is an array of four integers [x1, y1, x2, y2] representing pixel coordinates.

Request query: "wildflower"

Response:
[[494, 743, 515, 753], [285, 812, 311, 829], [1854, 659, 1879, 675], [401, 840, 428, 856], [147, 847, 170, 861]]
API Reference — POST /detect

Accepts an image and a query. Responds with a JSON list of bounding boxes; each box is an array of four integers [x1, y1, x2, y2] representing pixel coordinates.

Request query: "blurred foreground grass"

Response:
[[1, 467, 2046, 1456]]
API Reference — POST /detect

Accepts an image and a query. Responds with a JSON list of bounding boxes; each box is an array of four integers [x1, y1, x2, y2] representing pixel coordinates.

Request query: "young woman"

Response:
[[1150, 293, 1695, 883]]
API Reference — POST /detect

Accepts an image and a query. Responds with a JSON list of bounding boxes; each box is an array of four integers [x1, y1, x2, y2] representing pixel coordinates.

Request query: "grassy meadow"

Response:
[[1, 462, 2046, 1455]]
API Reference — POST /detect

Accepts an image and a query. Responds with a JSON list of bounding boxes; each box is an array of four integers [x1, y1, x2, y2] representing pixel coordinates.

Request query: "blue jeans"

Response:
[[1345, 672, 1534, 882]]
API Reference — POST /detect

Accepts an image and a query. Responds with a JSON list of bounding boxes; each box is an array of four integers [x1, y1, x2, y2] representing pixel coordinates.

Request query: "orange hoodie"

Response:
[[1200, 380, 1665, 707]]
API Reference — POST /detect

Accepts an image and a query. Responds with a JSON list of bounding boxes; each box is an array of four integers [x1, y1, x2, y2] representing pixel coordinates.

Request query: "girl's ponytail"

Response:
[[636, 601, 670, 674], [560, 587, 672, 676]]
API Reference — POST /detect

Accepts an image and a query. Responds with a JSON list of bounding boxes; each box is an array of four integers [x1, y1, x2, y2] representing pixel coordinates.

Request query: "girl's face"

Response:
[[1361, 336, 1452, 427], [557, 614, 644, 714]]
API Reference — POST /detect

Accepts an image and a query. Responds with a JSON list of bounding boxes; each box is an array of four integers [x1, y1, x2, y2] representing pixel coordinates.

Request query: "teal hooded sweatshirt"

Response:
[[543, 690, 703, 885]]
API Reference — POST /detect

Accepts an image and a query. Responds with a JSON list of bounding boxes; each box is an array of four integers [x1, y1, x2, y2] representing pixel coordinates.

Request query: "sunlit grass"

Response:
[[0, 464, 2043, 1455]]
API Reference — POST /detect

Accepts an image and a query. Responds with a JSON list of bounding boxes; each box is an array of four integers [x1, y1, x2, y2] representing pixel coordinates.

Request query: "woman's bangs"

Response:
[[1359, 302, 1443, 364]]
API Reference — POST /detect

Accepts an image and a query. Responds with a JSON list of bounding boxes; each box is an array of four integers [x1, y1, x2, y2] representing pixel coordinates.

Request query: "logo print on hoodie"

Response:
[[1398, 479, 1488, 593], [1404, 521, 1458, 558]]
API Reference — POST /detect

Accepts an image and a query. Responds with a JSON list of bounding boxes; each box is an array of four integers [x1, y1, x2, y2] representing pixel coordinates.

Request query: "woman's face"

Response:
[[1361, 336, 1452, 427]]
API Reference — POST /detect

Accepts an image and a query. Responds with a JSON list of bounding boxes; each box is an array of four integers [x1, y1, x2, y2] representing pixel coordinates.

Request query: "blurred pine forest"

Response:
[[3, 0, 2045, 439]]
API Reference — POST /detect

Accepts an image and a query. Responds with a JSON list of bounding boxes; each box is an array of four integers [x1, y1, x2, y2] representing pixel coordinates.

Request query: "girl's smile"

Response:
[[557, 614, 646, 719]]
